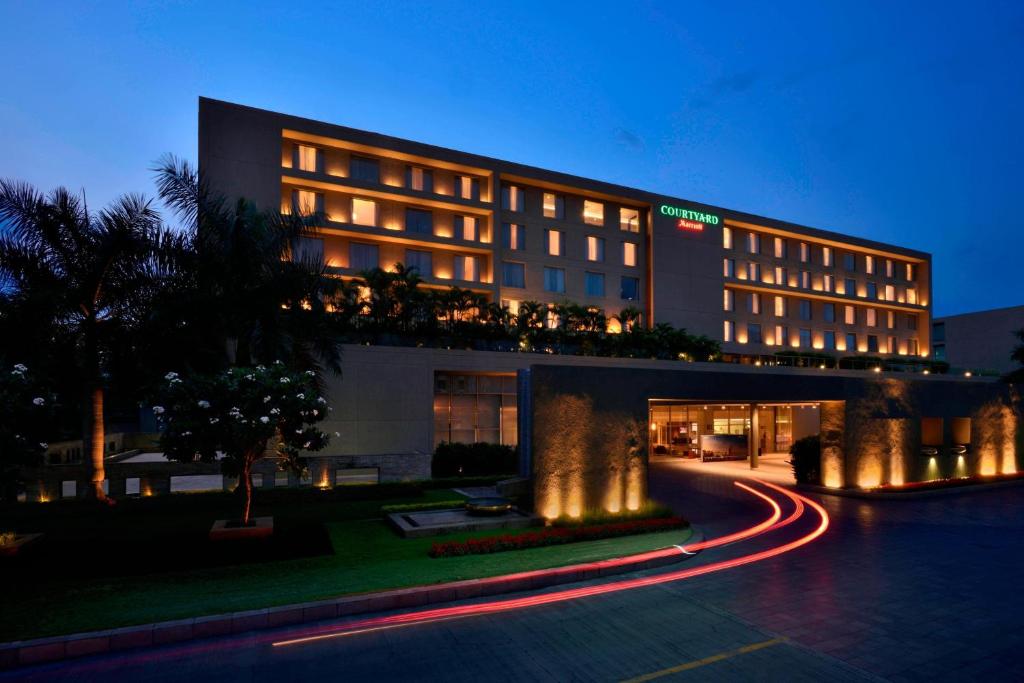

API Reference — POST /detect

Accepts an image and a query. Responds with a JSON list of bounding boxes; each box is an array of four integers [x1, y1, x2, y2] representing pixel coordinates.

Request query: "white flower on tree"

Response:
[[32, 397, 45, 406], [152, 406, 165, 415], [197, 400, 210, 409], [260, 416, 270, 424]]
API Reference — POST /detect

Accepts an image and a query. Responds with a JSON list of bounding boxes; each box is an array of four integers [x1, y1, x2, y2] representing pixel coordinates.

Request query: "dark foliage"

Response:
[[790, 434, 822, 485], [432, 442, 518, 478]]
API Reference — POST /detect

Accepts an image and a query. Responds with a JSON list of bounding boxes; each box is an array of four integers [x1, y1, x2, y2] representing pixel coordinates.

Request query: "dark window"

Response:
[[349, 243, 379, 271], [405, 208, 433, 235], [823, 303, 835, 323], [844, 278, 856, 295], [620, 276, 640, 301], [747, 323, 762, 344], [799, 328, 812, 347], [349, 156, 380, 183], [932, 322, 946, 343], [502, 262, 526, 288], [405, 249, 432, 276], [843, 253, 856, 271], [867, 282, 878, 299], [585, 272, 605, 297], [799, 300, 812, 321], [846, 333, 857, 350], [867, 335, 879, 353], [824, 330, 836, 349], [544, 267, 565, 293]]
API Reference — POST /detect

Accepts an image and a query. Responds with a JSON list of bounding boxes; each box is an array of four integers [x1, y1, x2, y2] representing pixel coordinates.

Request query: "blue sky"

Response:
[[1, 1, 1021, 316]]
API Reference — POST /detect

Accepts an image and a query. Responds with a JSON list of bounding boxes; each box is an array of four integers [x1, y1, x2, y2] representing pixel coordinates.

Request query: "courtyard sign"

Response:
[[659, 204, 720, 233]]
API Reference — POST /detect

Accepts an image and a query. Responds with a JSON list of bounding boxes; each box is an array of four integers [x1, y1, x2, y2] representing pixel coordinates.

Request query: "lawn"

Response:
[[2, 487, 690, 642]]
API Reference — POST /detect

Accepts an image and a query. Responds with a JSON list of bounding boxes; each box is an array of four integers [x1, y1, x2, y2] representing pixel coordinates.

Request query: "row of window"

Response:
[[723, 228, 919, 282], [293, 145, 485, 200], [501, 261, 639, 300], [724, 259, 920, 304], [724, 321, 920, 354], [502, 223, 639, 266], [502, 185, 641, 232], [723, 291, 919, 330], [294, 238, 483, 282]]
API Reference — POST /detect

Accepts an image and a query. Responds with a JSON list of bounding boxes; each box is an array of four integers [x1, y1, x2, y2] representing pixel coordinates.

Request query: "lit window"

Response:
[[456, 175, 479, 200], [823, 274, 834, 292], [799, 242, 809, 262], [723, 227, 733, 249], [822, 246, 833, 267], [349, 243, 379, 271], [887, 311, 895, 329], [293, 189, 320, 215], [405, 208, 433, 235], [885, 259, 894, 278], [907, 287, 918, 305], [543, 192, 564, 219], [623, 242, 638, 267], [748, 292, 761, 314], [297, 145, 318, 172], [723, 290, 734, 312], [405, 249, 433, 276], [844, 305, 855, 325], [543, 267, 565, 293], [865, 255, 875, 274], [747, 262, 761, 281], [351, 198, 377, 226], [866, 308, 877, 327], [583, 200, 604, 226], [502, 299, 521, 316], [800, 271, 811, 289], [774, 296, 786, 317], [454, 255, 478, 282], [585, 271, 605, 297], [502, 262, 525, 288], [884, 284, 895, 301], [908, 339, 919, 355], [586, 236, 605, 262], [349, 156, 380, 183], [545, 307, 560, 329], [748, 233, 760, 254], [724, 258, 735, 278], [502, 223, 525, 250], [545, 229, 564, 256], [774, 237, 786, 258], [620, 207, 640, 232], [775, 325, 788, 346], [456, 215, 477, 241], [620, 276, 640, 301], [502, 184, 524, 212], [406, 166, 434, 192], [724, 320, 735, 342], [906, 263, 917, 281], [775, 266, 787, 285], [888, 335, 898, 354]]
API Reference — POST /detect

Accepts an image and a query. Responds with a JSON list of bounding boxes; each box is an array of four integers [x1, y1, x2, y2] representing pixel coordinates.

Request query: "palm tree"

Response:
[[152, 155, 343, 378], [0, 180, 174, 499]]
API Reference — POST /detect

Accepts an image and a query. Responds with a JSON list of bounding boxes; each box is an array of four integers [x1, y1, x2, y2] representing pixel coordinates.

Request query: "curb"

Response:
[[798, 476, 1024, 500], [0, 527, 700, 671]]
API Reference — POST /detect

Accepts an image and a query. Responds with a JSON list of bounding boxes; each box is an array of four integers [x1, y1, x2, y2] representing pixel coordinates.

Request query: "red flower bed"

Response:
[[428, 516, 688, 558]]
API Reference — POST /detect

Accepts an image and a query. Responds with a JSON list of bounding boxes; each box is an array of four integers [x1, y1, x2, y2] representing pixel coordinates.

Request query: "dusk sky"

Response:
[[2, 1, 1021, 316]]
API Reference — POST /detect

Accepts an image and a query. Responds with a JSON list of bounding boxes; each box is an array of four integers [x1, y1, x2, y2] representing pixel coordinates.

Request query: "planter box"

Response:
[[209, 517, 273, 541], [0, 533, 43, 557]]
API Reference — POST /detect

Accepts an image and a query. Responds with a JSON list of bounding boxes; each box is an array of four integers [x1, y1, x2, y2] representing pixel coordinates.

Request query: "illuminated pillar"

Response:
[[749, 404, 759, 469]]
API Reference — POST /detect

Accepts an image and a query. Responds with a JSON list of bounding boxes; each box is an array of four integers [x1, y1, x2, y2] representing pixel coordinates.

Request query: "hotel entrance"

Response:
[[648, 400, 820, 468]]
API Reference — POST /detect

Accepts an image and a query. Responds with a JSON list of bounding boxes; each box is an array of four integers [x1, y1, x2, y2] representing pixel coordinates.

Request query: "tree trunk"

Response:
[[241, 456, 254, 525], [89, 386, 107, 500]]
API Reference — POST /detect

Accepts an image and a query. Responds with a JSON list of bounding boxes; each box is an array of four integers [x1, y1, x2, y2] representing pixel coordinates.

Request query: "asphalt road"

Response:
[[8, 459, 1024, 682]]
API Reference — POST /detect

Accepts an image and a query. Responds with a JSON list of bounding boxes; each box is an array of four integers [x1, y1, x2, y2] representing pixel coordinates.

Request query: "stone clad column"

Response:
[[749, 403, 759, 469]]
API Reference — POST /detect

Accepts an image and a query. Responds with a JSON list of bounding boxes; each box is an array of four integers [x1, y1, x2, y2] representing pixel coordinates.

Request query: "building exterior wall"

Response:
[[932, 305, 1024, 374]]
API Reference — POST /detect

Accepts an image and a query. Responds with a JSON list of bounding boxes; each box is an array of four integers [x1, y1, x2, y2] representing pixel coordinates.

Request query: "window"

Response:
[[774, 237, 786, 258], [724, 320, 735, 342], [292, 237, 323, 265], [908, 339, 919, 355], [351, 198, 377, 226], [822, 246, 833, 267], [885, 259, 894, 278], [932, 322, 946, 343], [502, 184, 524, 211], [583, 200, 604, 226], [585, 271, 605, 297], [867, 335, 879, 353], [747, 292, 761, 314], [297, 145, 319, 172], [586, 236, 605, 262], [456, 175, 480, 200], [405, 249, 433, 276], [823, 274, 834, 292], [865, 255, 875, 274], [723, 227, 733, 249], [888, 335, 898, 354], [455, 215, 477, 241], [545, 229, 564, 256], [775, 266, 787, 286], [502, 261, 525, 288], [934, 344, 946, 361], [907, 287, 918, 305], [866, 282, 878, 299], [866, 308, 877, 327], [623, 242, 638, 267], [799, 299, 812, 321], [620, 276, 640, 301], [545, 307, 560, 329], [799, 328, 812, 347], [620, 207, 640, 232], [502, 299, 521, 316], [843, 252, 856, 271], [799, 242, 809, 262], [774, 295, 786, 317], [824, 330, 836, 350], [349, 156, 380, 183], [723, 289, 734, 312], [543, 267, 565, 293], [292, 189, 321, 215], [906, 314, 917, 331], [433, 372, 518, 447], [906, 263, 917, 281], [844, 278, 856, 295], [747, 232, 760, 254], [543, 192, 564, 219], [349, 243, 379, 271], [454, 255, 478, 282], [800, 271, 811, 289], [887, 311, 895, 329], [844, 305, 855, 325], [405, 208, 433, 235], [846, 332, 857, 351], [724, 258, 736, 278], [775, 325, 789, 346], [502, 223, 525, 250], [406, 166, 434, 192], [884, 284, 896, 301], [747, 262, 761, 281], [823, 303, 835, 323], [748, 323, 763, 344]]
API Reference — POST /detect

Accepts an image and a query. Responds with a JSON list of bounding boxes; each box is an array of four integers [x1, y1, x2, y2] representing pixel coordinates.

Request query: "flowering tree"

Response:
[[153, 363, 330, 524], [0, 364, 55, 501]]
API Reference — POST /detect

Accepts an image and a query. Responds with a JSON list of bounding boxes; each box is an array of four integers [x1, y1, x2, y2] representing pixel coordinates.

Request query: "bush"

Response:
[[549, 501, 676, 527], [380, 500, 464, 514], [790, 434, 821, 484], [431, 442, 518, 478], [428, 516, 688, 558]]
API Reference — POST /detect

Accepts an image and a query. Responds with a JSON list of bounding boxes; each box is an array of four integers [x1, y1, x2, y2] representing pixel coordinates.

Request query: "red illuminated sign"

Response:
[[677, 218, 705, 232]]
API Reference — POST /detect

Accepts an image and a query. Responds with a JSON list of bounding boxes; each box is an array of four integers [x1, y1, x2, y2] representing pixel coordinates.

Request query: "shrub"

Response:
[[429, 516, 687, 558], [380, 500, 464, 514], [431, 442, 518, 478], [790, 434, 821, 484], [550, 501, 675, 527]]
